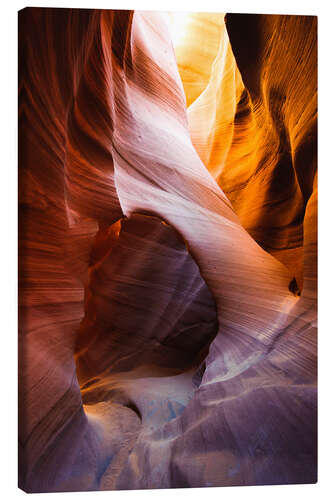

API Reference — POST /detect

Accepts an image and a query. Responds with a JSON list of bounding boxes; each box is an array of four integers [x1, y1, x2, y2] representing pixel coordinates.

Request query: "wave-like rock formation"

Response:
[[18, 8, 317, 492], [178, 13, 317, 289]]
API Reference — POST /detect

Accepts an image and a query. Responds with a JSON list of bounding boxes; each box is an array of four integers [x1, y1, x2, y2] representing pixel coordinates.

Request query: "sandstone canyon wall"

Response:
[[18, 8, 317, 492]]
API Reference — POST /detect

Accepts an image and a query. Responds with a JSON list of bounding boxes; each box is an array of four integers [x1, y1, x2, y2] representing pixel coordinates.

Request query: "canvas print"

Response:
[[18, 8, 317, 493]]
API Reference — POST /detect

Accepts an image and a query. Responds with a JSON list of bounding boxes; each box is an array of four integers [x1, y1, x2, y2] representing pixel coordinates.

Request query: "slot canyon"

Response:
[[18, 8, 317, 492]]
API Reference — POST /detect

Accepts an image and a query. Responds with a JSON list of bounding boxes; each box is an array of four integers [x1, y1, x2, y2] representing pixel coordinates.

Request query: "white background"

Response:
[[1, 1, 331, 499]]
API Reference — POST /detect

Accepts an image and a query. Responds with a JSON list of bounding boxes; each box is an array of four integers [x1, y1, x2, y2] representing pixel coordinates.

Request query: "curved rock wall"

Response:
[[183, 14, 317, 289]]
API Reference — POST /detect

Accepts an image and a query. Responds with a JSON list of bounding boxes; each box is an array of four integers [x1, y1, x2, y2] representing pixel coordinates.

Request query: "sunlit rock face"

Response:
[[177, 13, 317, 289], [18, 8, 317, 493]]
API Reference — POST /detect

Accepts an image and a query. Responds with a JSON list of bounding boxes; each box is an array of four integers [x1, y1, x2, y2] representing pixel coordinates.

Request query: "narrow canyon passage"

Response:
[[18, 8, 317, 492]]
